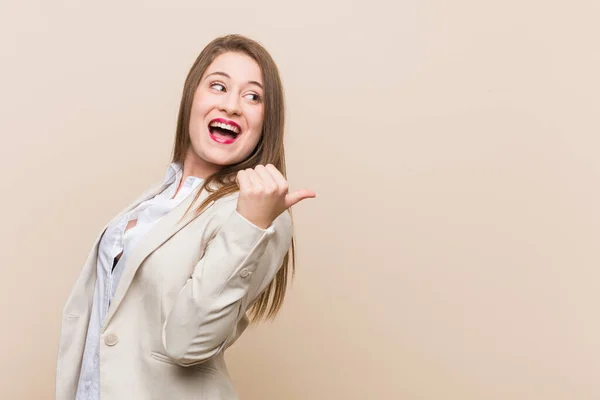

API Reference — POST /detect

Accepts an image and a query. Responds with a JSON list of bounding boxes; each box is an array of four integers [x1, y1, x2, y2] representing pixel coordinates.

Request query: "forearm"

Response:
[[162, 210, 292, 365]]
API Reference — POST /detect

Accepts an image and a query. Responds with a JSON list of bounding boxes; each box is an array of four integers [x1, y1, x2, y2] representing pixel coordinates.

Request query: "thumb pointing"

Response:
[[284, 189, 317, 208]]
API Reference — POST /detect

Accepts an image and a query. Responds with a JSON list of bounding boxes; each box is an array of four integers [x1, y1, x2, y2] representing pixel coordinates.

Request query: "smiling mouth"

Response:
[[208, 120, 240, 144]]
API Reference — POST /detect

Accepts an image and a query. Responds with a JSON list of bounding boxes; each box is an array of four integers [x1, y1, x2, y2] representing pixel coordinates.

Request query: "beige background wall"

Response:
[[0, 0, 598, 399]]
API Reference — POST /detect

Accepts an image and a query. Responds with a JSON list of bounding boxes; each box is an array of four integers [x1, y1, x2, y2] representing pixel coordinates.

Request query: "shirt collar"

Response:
[[163, 162, 204, 188], [163, 162, 183, 185]]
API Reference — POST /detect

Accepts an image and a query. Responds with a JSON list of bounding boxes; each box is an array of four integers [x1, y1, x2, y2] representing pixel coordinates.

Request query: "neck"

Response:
[[180, 148, 222, 181], [170, 149, 220, 199]]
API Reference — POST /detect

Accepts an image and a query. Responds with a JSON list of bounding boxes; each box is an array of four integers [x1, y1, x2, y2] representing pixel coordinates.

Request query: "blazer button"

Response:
[[240, 268, 251, 278], [104, 334, 119, 346]]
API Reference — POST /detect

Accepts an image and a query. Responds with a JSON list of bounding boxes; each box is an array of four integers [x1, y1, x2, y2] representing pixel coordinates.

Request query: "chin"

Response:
[[202, 153, 242, 169]]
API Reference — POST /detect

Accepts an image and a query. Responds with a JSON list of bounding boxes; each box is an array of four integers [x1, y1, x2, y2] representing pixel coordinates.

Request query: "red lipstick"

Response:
[[208, 117, 241, 145], [209, 118, 241, 132]]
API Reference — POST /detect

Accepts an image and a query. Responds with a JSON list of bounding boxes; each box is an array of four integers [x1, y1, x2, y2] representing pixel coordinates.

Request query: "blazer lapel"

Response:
[[105, 181, 170, 230], [102, 186, 215, 331], [63, 181, 168, 315]]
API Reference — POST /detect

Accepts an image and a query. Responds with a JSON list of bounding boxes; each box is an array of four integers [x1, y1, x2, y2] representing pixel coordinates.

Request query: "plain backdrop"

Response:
[[0, 0, 598, 399]]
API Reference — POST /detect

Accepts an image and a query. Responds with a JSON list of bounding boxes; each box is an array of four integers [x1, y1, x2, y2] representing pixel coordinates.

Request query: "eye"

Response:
[[210, 82, 226, 92], [244, 93, 262, 102]]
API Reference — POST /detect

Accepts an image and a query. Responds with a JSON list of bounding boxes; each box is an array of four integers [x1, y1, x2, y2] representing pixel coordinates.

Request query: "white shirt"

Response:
[[75, 162, 203, 400]]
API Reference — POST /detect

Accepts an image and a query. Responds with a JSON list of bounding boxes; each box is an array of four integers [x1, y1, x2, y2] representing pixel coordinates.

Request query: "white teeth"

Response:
[[209, 121, 240, 134]]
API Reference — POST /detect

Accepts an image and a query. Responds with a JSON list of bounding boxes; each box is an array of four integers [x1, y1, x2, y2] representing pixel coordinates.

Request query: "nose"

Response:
[[219, 92, 242, 116]]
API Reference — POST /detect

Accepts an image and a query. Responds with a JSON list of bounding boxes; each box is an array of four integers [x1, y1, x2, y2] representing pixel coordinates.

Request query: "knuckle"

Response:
[[266, 185, 277, 194]]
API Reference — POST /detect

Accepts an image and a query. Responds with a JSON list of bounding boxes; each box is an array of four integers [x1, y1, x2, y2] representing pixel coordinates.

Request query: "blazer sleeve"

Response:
[[161, 207, 293, 366]]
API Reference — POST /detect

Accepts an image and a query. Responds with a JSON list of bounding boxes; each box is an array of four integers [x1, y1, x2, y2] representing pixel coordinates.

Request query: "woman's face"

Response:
[[186, 51, 264, 177]]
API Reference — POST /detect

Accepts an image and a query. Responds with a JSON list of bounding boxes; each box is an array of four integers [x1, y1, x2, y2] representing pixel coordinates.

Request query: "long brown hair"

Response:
[[171, 34, 294, 322]]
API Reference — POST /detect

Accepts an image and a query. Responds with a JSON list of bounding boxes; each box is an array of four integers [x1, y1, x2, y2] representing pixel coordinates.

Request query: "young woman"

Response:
[[55, 34, 315, 400]]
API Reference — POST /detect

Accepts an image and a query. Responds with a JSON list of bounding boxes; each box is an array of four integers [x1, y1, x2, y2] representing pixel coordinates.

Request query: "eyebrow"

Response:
[[205, 71, 263, 89]]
